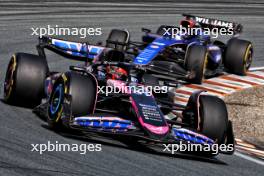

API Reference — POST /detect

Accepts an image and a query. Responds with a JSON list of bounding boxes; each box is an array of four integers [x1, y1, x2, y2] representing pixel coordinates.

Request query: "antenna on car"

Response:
[[85, 42, 90, 66]]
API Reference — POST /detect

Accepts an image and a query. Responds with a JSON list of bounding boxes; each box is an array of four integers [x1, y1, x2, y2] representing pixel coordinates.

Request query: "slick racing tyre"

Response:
[[198, 95, 228, 144], [183, 93, 228, 144], [182, 93, 228, 156], [184, 45, 208, 84], [47, 71, 97, 130], [4, 53, 49, 107], [224, 38, 253, 75]]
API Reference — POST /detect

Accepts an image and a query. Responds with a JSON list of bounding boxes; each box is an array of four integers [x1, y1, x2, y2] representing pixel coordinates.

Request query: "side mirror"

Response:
[[96, 41, 103, 46], [142, 28, 151, 33], [234, 24, 243, 34]]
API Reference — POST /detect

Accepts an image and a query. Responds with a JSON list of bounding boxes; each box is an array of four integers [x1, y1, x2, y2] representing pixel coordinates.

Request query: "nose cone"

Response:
[[130, 93, 170, 139]]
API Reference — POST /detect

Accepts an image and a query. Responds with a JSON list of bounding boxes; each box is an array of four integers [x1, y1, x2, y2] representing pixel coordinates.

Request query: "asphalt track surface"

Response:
[[0, 0, 264, 176]]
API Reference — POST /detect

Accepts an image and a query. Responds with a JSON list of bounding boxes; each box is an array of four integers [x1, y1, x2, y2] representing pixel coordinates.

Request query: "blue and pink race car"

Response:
[[3, 28, 235, 157]]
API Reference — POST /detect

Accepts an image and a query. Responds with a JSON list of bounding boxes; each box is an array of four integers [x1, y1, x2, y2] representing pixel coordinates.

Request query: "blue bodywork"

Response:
[[172, 128, 214, 145], [49, 32, 222, 67], [51, 38, 104, 59], [135, 32, 222, 66], [134, 37, 177, 65], [72, 116, 136, 132]]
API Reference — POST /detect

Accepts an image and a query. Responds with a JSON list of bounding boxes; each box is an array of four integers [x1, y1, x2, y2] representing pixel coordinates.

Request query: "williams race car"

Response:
[[135, 14, 253, 84], [3, 34, 234, 156]]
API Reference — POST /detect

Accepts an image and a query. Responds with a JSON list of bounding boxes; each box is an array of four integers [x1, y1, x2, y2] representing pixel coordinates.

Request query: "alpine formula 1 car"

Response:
[[3, 34, 234, 156], [134, 14, 253, 84]]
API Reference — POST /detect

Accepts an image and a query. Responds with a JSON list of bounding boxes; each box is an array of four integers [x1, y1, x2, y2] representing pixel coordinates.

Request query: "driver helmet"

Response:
[[180, 19, 196, 28], [179, 19, 197, 39], [106, 66, 128, 80]]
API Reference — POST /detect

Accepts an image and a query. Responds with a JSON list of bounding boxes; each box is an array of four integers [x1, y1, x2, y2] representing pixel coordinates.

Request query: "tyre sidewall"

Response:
[[4, 53, 48, 106], [225, 39, 253, 75], [185, 45, 208, 84], [199, 95, 228, 144]]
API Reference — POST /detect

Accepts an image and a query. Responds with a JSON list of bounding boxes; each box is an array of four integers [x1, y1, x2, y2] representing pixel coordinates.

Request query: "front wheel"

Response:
[[47, 71, 97, 130], [183, 92, 228, 144], [198, 95, 228, 144], [182, 93, 229, 156], [184, 45, 208, 84]]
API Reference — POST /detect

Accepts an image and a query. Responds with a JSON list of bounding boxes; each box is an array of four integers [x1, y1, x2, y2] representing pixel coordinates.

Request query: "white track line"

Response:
[[248, 71, 264, 78], [173, 100, 187, 106], [250, 67, 264, 71], [209, 77, 252, 89], [198, 83, 236, 94], [234, 152, 264, 166], [178, 86, 224, 98], [228, 74, 264, 85], [174, 93, 191, 99], [236, 146, 264, 158]]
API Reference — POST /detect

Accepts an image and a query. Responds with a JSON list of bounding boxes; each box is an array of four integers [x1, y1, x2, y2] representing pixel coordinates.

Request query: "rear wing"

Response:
[[37, 36, 106, 62], [182, 13, 243, 35]]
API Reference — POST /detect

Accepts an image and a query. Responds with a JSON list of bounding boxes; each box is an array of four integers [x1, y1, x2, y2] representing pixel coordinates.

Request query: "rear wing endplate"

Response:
[[182, 13, 243, 35], [37, 36, 105, 62]]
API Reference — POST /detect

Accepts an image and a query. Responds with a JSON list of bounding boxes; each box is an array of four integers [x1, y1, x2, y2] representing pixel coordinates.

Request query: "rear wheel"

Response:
[[185, 45, 208, 84], [4, 53, 49, 107], [224, 38, 253, 75], [47, 71, 97, 130]]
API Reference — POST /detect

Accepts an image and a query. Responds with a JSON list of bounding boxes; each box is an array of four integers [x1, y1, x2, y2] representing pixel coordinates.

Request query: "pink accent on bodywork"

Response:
[[138, 118, 169, 135], [196, 92, 203, 131], [130, 97, 169, 135]]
